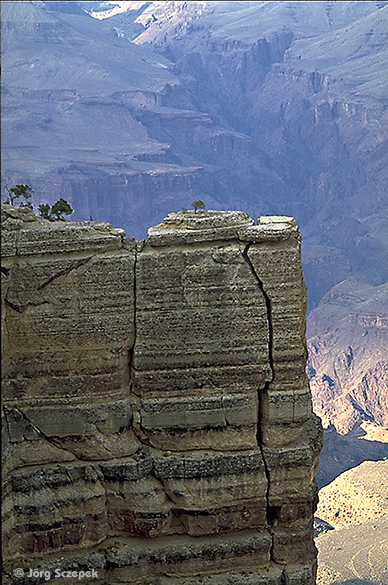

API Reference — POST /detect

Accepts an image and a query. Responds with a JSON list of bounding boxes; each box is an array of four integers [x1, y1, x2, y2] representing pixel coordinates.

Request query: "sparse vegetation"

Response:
[[51, 197, 73, 219], [3, 185, 74, 222], [4, 184, 33, 207], [191, 199, 205, 212], [38, 198, 73, 220], [38, 203, 51, 219]]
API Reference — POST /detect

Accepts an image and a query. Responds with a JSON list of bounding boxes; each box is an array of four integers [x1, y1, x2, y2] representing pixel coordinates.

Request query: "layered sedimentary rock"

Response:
[[1, 205, 322, 585]]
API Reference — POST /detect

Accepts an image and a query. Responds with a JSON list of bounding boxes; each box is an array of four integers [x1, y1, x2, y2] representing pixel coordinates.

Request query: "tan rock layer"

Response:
[[1, 206, 322, 585]]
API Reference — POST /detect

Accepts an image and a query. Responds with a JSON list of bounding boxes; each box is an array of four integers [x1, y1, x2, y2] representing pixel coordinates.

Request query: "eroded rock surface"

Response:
[[1, 205, 322, 585]]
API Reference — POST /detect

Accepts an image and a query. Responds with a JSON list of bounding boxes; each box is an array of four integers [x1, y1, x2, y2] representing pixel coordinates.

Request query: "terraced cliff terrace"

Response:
[[1, 205, 322, 585]]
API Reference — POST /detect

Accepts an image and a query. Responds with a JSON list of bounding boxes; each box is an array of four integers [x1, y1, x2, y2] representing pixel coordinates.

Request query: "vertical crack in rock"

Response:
[[2, 407, 13, 442], [129, 245, 137, 386], [129, 242, 156, 450], [132, 411, 153, 447], [242, 243, 275, 384], [152, 461, 177, 507], [241, 243, 276, 560]]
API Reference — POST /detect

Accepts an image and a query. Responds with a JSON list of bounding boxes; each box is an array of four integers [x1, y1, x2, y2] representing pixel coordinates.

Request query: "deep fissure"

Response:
[[241, 243, 276, 559], [129, 246, 137, 394], [241, 243, 275, 384], [128, 250, 155, 451]]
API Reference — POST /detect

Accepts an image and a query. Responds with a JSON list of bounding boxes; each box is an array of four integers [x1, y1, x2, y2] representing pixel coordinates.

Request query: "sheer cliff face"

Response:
[[1, 205, 322, 585]]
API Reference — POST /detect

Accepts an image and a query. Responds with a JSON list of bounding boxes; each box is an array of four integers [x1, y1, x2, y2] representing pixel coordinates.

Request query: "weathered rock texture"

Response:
[[1, 205, 322, 585]]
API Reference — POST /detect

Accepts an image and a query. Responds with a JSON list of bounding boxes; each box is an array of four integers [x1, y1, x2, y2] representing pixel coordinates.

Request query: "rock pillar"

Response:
[[1, 205, 322, 585]]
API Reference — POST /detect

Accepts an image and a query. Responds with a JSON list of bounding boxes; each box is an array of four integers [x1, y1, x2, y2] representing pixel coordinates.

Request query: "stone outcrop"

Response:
[[1, 205, 322, 585]]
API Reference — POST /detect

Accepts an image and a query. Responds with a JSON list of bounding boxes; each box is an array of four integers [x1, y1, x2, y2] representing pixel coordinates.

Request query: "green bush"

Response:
[[38, 198, 73, 220]]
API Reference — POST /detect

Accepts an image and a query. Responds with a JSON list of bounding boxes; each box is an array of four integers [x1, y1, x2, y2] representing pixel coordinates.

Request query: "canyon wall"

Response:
[[3, 2, 388, 313], [307, 278, 388, 435], [1, 204, 322, 585]]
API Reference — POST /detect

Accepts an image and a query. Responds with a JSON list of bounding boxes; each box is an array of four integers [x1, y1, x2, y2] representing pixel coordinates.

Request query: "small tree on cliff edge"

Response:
[[39, 198, 73, 220], [50, 198, 73, 220], [38, 204, 51, 219], [5, 184, 33, 207], [191, 200, 205, 213]]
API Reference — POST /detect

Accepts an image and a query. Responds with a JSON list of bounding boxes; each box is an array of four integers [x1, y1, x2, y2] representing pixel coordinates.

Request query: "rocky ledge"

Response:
[[1, 206, 322, 585]]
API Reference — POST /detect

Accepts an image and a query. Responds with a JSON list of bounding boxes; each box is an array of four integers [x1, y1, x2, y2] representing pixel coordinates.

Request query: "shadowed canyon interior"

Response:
[[1, 205, 322, 585]]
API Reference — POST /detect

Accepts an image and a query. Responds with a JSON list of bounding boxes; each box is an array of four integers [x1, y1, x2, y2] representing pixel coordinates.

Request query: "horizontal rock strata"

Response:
[[1, 205, 322, 585]]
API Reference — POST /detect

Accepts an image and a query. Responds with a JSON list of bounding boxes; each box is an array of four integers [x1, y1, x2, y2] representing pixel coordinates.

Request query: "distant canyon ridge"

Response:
[[2, 1, 387, 435]]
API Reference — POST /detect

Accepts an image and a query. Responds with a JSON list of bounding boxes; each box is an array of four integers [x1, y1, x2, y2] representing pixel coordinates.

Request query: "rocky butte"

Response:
[[1, 204, 322, 585]]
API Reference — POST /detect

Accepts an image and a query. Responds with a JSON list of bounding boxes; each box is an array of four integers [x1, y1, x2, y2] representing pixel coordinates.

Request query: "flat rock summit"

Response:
[[2, 205, 322, 585]]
